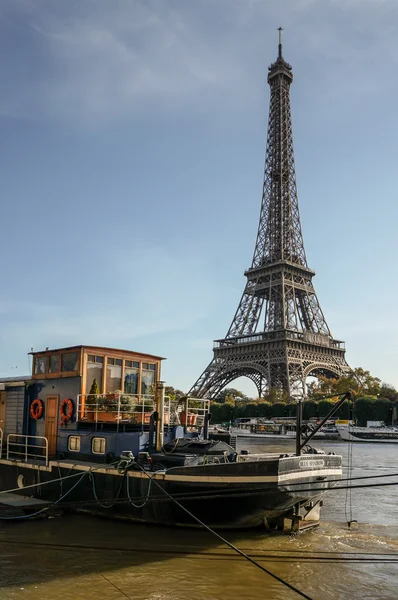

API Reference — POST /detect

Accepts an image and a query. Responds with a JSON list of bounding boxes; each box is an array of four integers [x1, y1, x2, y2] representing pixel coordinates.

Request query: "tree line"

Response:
[[166, 367, 398, 427]]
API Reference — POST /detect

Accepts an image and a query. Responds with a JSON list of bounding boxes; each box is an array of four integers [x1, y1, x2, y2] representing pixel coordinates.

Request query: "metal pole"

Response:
[[155, 381, 165, 452], [296, 400, 302, 456]]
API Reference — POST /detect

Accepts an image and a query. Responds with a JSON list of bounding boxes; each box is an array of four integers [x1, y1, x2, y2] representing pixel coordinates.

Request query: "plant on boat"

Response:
[[87, 378, 101, 408]]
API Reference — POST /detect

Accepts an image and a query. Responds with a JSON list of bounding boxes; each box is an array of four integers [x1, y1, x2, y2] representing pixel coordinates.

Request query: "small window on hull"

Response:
[[92, 437, 106, 454], [68, 436, 81, 452]]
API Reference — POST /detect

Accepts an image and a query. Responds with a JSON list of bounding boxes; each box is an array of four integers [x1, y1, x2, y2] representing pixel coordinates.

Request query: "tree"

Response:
[[307, 367, 381, 399], [216, 388, 248, 403]]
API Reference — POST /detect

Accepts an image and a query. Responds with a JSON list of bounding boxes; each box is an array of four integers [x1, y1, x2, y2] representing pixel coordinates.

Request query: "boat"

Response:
[[231, 418, 340, 440], [0, 345, 346, 531], [337, 424, 398, 443]]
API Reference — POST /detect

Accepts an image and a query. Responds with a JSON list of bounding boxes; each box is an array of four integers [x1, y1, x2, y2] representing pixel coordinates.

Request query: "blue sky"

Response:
[[0, 0, 397, 396]]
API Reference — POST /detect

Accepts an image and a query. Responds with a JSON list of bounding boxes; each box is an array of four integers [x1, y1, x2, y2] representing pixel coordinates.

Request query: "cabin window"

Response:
[[106, 358, 121, 393], [95, 356, 104, 364], [149, 364, 156, 371], [124, 367, 139, 394], [61, 352, 79, 372], [49, 355, 60, 373], [92, 437, 106, 454], [141, 368, 155, 395], [115, 359, 122, 366], [68, 436, 81, 452], [34, 356, 48, 375], [86, 360, 103, 394], [143, 363, 149, 369], [87, 354, 95, 362]]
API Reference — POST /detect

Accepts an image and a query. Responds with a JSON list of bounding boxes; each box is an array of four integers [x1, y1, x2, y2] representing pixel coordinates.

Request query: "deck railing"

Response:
[[6, 434, 49, 466], [76, 393, 172, 432], [76, 393, 210, 431]]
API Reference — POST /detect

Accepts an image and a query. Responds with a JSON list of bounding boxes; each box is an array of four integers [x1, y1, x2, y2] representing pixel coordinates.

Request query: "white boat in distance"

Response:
[[229, 418, 340, 440], [337, 425, 398, 443]]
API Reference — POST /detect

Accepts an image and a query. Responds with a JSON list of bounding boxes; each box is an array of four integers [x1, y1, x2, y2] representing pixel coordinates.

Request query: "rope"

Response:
[[126, 472, 153, 508], [0, 472, 88, 520], [135, 461, 313, 600]]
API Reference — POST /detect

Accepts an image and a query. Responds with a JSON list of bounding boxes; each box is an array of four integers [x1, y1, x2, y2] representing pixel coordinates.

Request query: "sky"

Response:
[[0, 0, 397, 396]]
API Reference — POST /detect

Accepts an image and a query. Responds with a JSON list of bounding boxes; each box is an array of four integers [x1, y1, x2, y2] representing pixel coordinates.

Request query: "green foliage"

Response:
[[303, 401, 317, 420], [269, 402, 288, 417], [215, 388, 248, 403], [353, 396, 394, 426], [308, 367, 382, 399]]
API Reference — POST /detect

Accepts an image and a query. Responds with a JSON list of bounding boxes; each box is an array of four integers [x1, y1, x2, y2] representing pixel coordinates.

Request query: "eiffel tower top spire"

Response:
[[278, 26, 283, 58]]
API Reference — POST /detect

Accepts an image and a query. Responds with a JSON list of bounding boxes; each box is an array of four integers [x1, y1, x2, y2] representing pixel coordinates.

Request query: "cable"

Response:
[[136, 462, 313, 600], [0, 472, 88, 520], [1, 538, 397, 563]]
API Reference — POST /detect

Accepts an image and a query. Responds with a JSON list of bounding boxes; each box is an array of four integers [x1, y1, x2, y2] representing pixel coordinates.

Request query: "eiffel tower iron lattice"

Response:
[[190, 33, 350, 400]]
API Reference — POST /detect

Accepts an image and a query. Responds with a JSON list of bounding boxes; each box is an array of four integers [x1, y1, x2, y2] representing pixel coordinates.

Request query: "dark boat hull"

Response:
[[0, 453, 342, 529]]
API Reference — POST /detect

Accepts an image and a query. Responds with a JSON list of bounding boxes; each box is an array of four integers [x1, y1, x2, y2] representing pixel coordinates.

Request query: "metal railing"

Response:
[[177, 397, 211, 428], [77, 393, 172, 432], [77, 393, 210, 431], [214, 330, 345, 350], [6, 434, 49, 466]]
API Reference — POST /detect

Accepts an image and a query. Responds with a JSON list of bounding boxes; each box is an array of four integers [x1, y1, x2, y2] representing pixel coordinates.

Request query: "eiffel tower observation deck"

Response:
[[190, 30, 350, 400]]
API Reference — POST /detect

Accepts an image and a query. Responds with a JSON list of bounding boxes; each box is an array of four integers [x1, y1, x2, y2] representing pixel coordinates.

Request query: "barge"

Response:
[[0, 345, 343, 530]]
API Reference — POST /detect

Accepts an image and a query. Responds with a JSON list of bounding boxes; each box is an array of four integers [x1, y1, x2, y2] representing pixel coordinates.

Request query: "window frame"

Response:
[[68, 436, 81, 452], [92, 437, 106, 455]]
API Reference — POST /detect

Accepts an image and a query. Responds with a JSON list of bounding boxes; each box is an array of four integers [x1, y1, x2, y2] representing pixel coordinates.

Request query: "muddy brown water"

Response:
[[0, 439, 397, 600]]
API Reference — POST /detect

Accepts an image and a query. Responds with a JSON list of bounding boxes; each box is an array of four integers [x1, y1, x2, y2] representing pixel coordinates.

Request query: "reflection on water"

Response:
[[1, 439, 398, 600]]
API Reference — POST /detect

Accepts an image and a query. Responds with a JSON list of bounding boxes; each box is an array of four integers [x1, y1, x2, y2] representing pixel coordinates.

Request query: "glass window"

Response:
[[125, 360, 132, 368], [107, 357, 115, 365], [124, 367, 139, 394], [143, 363, 149, 369], [149, 364, 156, 371], [92, 437, 106, 454], [115, 359, 122, 366], [141, 369, 155, 395], [95, 356, 104, 364], [87, 354, 95, 362], [106, 364, 121, 393], [133, 361, 139, 368], [34, 356, 48, 375], [62, 352, 79, 372], [49, 355, 60, 373], [86, 361, 103, 394], [68, 436, 80, 452]]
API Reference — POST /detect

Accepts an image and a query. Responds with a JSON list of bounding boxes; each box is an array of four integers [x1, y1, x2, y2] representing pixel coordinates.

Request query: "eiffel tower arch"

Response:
[[190, 32, 350, 400]]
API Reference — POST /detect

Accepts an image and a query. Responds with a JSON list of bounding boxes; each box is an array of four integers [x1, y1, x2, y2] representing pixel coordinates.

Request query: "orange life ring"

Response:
[[30, 399, 43, 420], [59, 398, 74, 426]]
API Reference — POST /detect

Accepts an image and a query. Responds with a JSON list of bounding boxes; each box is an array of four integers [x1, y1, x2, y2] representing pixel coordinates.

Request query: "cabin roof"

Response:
[[0, 375, 31, 383], [29, 345, 166, 361]]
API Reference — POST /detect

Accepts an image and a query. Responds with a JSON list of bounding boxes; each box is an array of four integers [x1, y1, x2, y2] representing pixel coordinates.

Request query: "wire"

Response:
[[136, 462, 314, 600], [0, 472, 88, 521], [1, 538, 397, 562]]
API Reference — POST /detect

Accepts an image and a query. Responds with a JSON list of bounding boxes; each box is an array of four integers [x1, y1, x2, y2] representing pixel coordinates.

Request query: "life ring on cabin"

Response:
[[59, 398, 74, 426], [30, 399, 44, 420]]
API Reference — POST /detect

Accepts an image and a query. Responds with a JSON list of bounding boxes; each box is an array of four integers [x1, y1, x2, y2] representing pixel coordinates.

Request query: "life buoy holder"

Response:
[[59, 398, 74, 427], [30, 399, 44, 420]]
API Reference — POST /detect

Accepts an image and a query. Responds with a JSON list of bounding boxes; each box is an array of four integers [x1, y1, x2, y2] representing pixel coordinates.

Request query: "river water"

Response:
[[1, 439, 398, 600]]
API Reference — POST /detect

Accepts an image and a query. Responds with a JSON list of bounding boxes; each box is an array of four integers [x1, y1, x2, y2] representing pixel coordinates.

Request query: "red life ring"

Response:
[[59, 398, 74, 426], [30, 399, 43, 420]]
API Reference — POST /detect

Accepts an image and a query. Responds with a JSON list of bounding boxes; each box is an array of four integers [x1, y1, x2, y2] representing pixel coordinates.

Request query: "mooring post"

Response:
[[155, 381, 166, 452], [296, 399, 302, 456]]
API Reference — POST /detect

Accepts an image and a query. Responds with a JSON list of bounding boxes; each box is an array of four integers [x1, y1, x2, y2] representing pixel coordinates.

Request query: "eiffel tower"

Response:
[[190, 30, 350, 400]]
